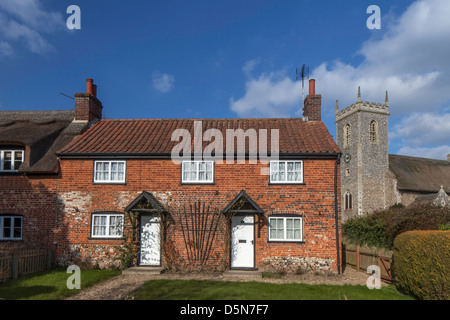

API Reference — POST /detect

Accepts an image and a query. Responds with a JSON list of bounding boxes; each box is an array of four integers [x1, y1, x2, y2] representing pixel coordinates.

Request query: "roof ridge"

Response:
[[98, 117, 306, 121]]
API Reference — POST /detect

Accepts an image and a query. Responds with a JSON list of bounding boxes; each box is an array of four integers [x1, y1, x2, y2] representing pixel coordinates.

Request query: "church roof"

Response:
[[389, 154, 450, 194]]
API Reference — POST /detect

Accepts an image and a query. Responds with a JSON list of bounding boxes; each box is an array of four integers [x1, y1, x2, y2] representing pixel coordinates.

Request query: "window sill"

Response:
[[93, 182, 126, 185], [268, 182, 306, 186], [181, 182, 215, 185], [267, 240, 305, 244], [88, 237, 124, 240]]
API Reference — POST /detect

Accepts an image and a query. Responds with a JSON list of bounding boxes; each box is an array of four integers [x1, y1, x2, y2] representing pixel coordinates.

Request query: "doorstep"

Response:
[[122, 266, 165, 275], [223, 269, 262, 279]]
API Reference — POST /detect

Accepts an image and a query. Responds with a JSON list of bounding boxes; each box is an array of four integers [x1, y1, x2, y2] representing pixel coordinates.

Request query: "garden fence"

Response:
[[343, 243, 394, 282], [0, 248, 52, 282]]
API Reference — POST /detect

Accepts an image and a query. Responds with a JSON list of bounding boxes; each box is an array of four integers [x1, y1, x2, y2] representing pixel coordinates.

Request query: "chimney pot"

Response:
[[309, 79, 315, 95], [86, 78, 94, 96], [92, 84, 97, 98]]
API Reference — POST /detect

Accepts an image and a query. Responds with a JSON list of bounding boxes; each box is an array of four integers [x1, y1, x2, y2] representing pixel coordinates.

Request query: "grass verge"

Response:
[[130, 279, 413, 300], [0, 268, 120, 300]]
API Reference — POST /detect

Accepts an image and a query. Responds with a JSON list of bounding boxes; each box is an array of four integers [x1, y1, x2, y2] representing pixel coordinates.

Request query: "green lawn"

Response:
[[130, 279, 413, 300], [0, 268, 120, 300], [0, 270, 413, 300]]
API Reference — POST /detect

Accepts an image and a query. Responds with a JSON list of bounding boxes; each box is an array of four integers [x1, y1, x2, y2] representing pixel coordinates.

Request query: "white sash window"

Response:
[[94, 161, 126, 183], [269, 216, 303, 242], [182, 161, 214, 183], [270, 160, 303, 183], [91, 213, 123, 238]]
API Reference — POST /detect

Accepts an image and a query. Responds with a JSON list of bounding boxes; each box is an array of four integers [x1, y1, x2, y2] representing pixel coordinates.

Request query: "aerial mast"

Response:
[[296, 64, 309, 110]]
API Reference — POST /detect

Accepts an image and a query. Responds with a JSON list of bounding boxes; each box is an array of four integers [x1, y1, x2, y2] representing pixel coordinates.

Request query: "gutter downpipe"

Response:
[[335, 153, 342, 274]]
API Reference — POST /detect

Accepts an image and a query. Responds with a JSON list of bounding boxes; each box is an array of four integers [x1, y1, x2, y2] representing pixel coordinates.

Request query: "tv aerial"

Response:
[[296, 64, 309, 109]]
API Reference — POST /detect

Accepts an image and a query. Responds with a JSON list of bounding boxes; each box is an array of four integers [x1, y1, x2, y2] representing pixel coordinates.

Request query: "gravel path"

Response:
[[65, 267, 382, 300]]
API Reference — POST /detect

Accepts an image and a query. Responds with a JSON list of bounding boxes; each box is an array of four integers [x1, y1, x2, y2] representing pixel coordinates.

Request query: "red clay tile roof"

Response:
[[57, 118, 340, 156]]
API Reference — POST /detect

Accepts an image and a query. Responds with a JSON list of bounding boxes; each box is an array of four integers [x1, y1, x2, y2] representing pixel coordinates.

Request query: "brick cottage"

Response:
[[53, 79, 343, 273], [0, 79, 100, 252]]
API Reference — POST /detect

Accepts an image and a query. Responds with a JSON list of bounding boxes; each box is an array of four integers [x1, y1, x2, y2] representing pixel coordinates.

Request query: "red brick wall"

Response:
[[0, 174, 58, 251], [56, 158, 342, 271]]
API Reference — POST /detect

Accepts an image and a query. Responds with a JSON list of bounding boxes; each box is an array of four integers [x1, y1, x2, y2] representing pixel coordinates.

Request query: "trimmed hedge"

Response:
[[393, 230, 449, 300]]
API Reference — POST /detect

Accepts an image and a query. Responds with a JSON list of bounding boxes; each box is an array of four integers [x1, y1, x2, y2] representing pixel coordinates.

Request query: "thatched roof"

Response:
[[389, 154, 450, 194], [0, 110, 87, 173]]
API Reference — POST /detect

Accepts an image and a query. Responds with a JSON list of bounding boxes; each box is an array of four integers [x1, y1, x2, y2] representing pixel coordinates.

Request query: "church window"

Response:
[[344, 191, 353, 210], [344, 124, 350, 148], [370, 120, 378, 144]]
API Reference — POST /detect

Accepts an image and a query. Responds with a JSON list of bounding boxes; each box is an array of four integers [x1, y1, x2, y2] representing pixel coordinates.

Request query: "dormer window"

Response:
[[0, 149, 24, 172]]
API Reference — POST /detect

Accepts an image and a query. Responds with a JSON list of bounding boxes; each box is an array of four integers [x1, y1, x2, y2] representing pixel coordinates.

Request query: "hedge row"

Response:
[[394, 230, 449, 300], [342, 204, 450, 249]]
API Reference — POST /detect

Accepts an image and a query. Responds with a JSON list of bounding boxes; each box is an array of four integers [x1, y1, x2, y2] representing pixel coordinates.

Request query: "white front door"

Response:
[[231, 215, 254, 268], [140, 215, 160, 266]]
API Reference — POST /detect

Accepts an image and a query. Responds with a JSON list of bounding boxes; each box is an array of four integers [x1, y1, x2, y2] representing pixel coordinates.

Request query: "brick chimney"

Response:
[[75, 78, 103, 122], [303, 79, 321, 121]]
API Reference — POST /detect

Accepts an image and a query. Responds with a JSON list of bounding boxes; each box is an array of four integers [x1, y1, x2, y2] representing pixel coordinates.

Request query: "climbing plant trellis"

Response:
[[178, 201, 222, 266]]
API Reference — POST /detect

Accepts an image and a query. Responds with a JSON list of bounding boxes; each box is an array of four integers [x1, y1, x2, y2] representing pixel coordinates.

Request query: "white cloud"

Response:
[[242, 58, 260, 78], [313, 0, 450, 115], [152, 72, 175, 93], [390, 112, 450, 147], [0, 41, 13, 56], [229, 72, 301, 118], [0, 0, 64, 55], [396, 145, 450, 160], [390, 111, 450, 159], [229, 0, 450, 160]]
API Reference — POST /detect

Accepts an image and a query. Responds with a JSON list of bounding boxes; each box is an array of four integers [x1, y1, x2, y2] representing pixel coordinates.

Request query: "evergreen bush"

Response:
[[394, 230, 449, 300]]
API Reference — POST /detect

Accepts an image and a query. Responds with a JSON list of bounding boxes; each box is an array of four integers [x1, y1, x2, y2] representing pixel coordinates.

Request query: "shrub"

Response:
[[343, 204, 450, 249], [438, 223, 450, 231], [342, 211, 390, 248], [393, 230, 450, 300]]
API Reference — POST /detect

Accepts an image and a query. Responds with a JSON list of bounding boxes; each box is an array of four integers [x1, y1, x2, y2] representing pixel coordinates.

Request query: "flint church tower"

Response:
[[336, 88, 391, 220]]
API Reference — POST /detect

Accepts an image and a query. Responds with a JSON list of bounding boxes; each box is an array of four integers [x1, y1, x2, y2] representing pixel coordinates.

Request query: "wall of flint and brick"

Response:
[[55, 158, 342, 272], [0, 174, 58, 251]]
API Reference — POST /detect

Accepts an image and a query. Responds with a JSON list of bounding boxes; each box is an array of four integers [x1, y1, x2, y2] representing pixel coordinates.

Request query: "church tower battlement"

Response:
[[336, 87, 390, 122]]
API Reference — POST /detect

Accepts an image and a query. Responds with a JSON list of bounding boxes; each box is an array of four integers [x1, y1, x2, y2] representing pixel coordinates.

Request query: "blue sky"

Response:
[[0, 0, 449, 159]]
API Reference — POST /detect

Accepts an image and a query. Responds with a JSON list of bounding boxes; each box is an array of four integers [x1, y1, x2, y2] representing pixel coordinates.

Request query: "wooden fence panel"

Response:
[[0, 248, 51, 282], [343, 244, 393, 282]]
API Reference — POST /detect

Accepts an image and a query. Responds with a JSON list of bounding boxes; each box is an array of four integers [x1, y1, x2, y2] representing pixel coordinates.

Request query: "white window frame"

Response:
[[0, 150, 24, 172], [91, 213, 124, 238], [269, 160, 303, 184], [268, 216, 303, 242], [0, 215, 23, 240], [181, 161, 214, 183], [93, 160, 126, 183]]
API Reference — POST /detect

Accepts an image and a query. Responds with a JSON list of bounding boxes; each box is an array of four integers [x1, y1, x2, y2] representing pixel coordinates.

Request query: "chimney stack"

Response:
[[75, 78, 103, 122], [303, 79, 321, 121]]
